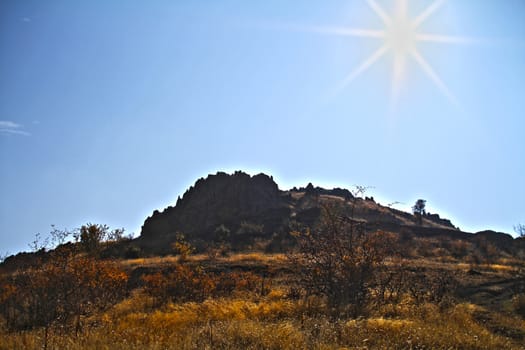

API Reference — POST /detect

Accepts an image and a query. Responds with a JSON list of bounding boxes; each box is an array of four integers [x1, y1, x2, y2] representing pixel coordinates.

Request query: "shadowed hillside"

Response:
[[134, 171, 520, 256]]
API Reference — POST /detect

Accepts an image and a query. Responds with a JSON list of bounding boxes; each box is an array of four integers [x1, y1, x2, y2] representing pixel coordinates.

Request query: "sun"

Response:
[[307, 0, 475, 107], [385, 6, 416, 56]]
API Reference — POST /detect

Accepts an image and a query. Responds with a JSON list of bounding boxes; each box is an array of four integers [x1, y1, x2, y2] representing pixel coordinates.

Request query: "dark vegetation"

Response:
[[1, 171, 524, 349]]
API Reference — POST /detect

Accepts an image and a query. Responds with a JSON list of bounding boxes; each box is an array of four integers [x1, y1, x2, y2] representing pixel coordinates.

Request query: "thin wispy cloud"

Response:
[[0, 120, 31, 136]]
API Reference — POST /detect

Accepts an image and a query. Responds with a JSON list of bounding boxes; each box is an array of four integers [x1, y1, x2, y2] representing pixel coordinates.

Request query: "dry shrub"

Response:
[[171, 233, 195, 262], [0, 249, 128, 350], [475, 238, 501, 264], [215, 271, 263, 296], [141, 265, 214, 305], [290, 204, 398, 317], [402, 268, 458, 307], [450, 239, 470, 259], [373, 258, 409, 307], [141, 265, 265, 306], [0, 254, 127, 333]]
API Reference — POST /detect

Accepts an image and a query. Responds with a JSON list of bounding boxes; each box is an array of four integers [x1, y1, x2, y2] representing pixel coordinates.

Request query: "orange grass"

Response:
[[2, 291, 524, 350]]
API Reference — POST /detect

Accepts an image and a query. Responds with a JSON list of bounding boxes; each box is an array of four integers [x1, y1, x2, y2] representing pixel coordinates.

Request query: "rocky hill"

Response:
[[2, 171, 523, 267], [138, 171, 288, 250], [136, 171, 470, 253]]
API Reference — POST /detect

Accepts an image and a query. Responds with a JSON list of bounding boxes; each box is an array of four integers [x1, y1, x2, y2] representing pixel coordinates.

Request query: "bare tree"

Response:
[[289, 203, 397, 317], [515, 224, 525, 238]]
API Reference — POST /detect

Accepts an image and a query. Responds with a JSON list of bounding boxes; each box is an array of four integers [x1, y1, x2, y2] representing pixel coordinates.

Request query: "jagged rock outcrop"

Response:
[[139, 171, 290, 249], [136, 170, 463, 253], [425, 213, 456, 228]]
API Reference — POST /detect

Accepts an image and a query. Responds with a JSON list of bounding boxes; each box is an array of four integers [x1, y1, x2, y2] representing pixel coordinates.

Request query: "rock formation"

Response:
[[136, 170, 460, 253], [139, 171, 290, 250]]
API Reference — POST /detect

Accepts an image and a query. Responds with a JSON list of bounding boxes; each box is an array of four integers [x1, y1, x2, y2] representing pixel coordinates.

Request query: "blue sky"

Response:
[[1, 0, 524, 255]]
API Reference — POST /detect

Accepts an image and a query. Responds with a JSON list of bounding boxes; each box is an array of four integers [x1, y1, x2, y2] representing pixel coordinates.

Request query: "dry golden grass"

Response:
[[120, 253, 287, 268], [404, 258, 519, 273], [483, 263, 520, 272], [2, 251, 525, 349], [219, 252, 287, 264], [2, 290, 524, 350]]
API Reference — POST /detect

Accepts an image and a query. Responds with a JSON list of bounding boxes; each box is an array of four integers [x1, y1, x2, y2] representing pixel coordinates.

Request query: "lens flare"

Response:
[[305, 0, 476, 107]]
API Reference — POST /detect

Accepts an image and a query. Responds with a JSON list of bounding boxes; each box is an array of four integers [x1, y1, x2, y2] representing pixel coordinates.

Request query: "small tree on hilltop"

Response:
[[412, 199, 426, 226]]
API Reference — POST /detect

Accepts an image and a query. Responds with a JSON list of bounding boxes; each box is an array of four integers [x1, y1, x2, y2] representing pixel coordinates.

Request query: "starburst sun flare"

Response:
[[309, 0, 476, 107]]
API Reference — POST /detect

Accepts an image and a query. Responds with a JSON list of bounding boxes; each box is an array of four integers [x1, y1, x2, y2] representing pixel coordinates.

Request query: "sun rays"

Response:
[[307, 0, 476, 107]]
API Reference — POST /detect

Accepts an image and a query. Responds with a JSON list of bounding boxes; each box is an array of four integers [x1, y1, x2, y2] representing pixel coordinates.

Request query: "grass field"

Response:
[[1, 250, 524, 350]]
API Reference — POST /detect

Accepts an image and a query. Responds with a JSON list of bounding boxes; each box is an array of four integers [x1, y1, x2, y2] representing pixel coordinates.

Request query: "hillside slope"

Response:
[[136, 171, 461, 253]]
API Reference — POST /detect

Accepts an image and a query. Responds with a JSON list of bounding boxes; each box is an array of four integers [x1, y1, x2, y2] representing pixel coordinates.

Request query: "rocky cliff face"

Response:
[[137, 171, 461, 253], [140, 171, 290, 245]]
